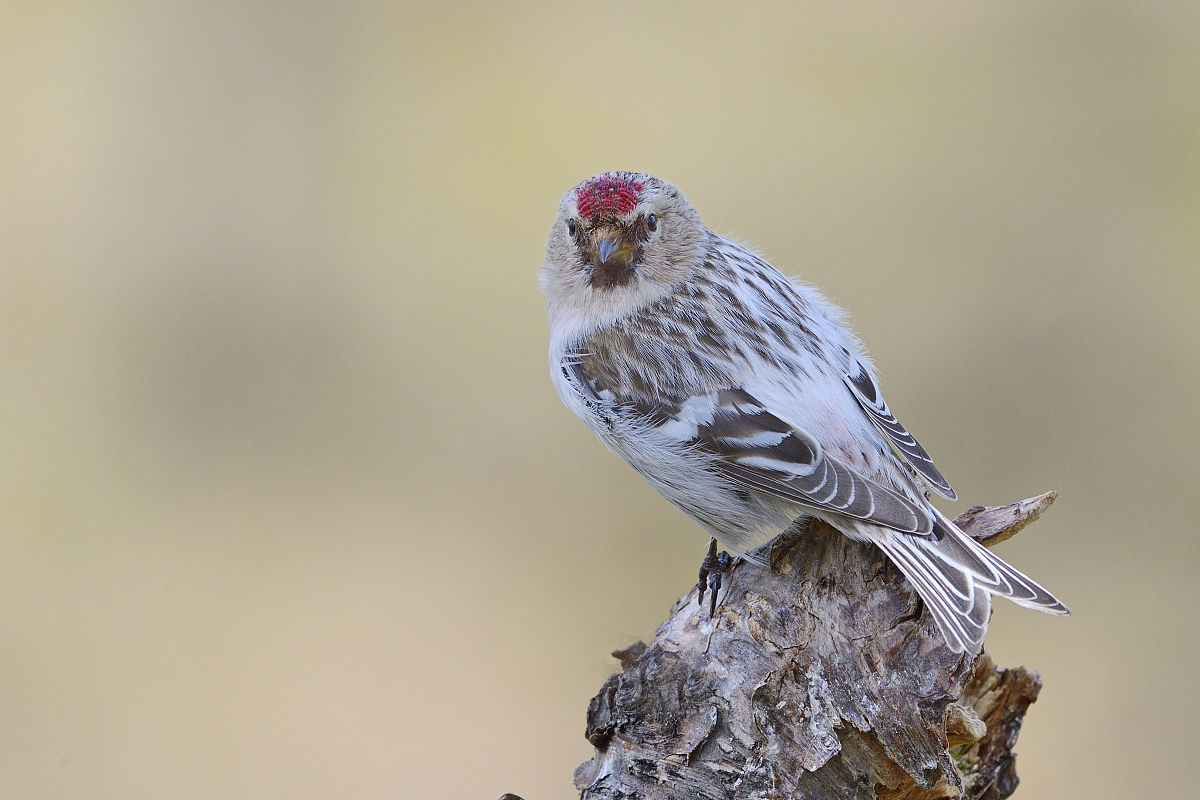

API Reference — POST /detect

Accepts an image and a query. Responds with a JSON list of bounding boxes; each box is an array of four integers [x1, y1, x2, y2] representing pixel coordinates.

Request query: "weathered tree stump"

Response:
[[566, 492, 1059, 800]]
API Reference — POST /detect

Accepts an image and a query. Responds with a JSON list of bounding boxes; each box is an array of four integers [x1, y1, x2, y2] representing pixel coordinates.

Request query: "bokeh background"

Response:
[[2, 2, 1197, 798]]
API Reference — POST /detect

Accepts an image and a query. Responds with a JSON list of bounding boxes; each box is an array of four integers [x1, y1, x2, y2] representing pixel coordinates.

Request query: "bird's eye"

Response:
[[646, 214, 658, 232], [567, 219, 577, 236]]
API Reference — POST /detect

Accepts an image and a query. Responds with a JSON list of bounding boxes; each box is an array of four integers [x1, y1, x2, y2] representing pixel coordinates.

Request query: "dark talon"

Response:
[[697, 538, 732, 616]]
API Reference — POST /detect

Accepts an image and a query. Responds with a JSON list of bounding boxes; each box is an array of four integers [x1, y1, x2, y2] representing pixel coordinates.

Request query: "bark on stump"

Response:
[[570, 493, 1058, 800]]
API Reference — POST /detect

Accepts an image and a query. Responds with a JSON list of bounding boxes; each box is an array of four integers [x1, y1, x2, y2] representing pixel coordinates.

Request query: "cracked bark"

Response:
[[558, 492, 1059, 800]]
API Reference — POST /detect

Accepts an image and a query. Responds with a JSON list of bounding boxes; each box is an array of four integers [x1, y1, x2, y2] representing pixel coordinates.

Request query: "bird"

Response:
[[539, 171, 1068, 653]]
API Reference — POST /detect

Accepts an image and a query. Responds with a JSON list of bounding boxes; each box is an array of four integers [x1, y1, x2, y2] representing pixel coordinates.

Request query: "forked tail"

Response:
[[869, 507, 1068, 652]]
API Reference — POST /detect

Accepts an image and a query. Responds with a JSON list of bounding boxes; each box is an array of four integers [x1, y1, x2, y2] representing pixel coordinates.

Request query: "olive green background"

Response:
[[2, 2, 1197, 798]]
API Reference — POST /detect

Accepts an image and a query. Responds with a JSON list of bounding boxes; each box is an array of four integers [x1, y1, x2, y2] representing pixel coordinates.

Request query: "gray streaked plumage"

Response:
[[541, 171, 1068, 652]]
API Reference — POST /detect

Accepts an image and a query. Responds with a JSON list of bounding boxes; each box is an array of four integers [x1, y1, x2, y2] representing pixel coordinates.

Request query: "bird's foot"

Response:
[[697, 538, 732, 617]]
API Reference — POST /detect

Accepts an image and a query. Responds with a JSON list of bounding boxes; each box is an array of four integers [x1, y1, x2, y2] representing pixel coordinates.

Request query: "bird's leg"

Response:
[[697, 538, 733, 616]]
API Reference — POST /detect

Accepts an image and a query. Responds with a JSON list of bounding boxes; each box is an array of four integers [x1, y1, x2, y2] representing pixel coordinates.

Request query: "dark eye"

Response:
[[567, 219, 577, 236], [646, 214, 658, 232]]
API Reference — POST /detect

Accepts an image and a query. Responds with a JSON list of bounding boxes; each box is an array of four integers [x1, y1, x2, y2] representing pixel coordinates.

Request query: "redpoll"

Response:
[[540, 171, 1068, 652]]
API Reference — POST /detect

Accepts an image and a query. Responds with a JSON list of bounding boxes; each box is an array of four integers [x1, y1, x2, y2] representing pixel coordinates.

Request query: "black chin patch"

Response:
[[589, 262, 635, 290]]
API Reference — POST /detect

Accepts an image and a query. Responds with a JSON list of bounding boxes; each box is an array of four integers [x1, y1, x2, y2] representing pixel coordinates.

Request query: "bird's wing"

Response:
[[687, 386, 934, 534], [561, 351, 937, 536], [843, 360, 957, 500]]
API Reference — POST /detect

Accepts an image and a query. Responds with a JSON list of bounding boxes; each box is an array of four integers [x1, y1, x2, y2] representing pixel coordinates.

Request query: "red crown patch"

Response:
[[576, 174, 643, 220]]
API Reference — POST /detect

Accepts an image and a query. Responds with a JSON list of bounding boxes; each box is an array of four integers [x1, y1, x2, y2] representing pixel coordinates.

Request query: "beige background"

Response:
[[2, 2, 1197, 798]]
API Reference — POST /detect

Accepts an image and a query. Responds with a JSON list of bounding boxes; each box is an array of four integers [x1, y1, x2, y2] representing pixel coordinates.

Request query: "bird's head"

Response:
[[541, 171, 706, 333]]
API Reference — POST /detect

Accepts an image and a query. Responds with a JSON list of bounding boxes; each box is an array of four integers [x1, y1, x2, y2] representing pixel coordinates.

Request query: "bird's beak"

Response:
[[589, 225, 635, 268], [584, 224, 638, 289], [597, 236, 620, 265]]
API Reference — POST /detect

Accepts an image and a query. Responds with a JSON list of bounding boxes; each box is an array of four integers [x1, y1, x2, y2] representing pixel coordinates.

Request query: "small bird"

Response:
[[540, 171, 1068, 652]]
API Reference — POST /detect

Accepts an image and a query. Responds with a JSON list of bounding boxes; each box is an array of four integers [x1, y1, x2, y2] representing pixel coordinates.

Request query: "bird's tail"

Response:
[[866, 507, 1069, 653]]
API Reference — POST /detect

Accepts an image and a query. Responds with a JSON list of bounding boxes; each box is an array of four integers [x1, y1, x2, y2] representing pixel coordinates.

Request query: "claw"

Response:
[[697, 538, 732, 617]]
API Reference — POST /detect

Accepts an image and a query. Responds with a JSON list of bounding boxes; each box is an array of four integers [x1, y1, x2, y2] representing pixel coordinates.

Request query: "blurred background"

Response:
[[1, 1, 1197, 798]]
